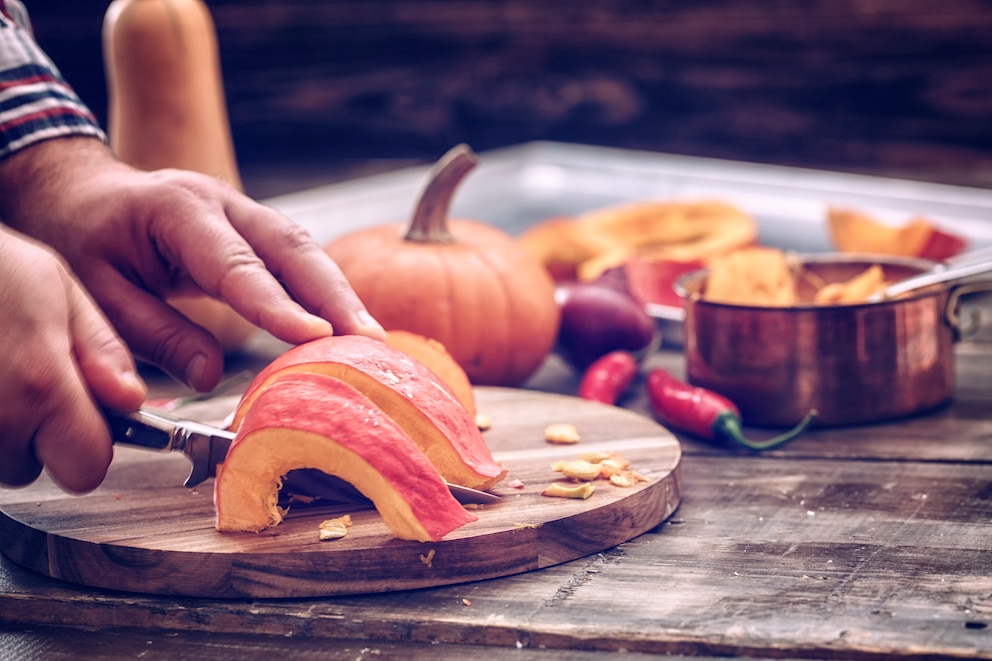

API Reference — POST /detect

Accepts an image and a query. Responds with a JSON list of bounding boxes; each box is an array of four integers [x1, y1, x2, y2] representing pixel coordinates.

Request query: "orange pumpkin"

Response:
[[324, 145, 560, 387]]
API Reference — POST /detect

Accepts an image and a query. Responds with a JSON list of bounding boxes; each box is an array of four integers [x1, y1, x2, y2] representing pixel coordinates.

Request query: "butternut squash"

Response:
[[103, 0, 256, 351]]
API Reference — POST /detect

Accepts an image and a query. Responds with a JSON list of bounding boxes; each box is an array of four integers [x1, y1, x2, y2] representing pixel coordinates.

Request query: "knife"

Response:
[[105, 408, 500, 505]]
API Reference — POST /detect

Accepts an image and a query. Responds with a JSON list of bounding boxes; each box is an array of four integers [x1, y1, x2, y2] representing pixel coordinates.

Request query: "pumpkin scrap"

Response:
[[475, 412, 493, 431], [518, 200, 757, 282], [551, 451, 646, 488], [827, 207, 967, 261], [541, 482, 596, 499], [703, 247, 797, 306], [544, 423, 581, 445], [814, 264, 887, 305], [550, 459, 602, 482], [702, 247, 898, 307], [609, 471, 649, 488], [318, 515, 353, 541]]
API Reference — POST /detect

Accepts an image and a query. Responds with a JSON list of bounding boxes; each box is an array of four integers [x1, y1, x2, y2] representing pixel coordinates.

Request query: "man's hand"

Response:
[[0, 137, 384, 392], [0, 225, 146, 492]]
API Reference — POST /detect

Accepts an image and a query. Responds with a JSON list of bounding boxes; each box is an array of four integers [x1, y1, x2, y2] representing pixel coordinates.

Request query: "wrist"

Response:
[[0, 136, 122, 231]]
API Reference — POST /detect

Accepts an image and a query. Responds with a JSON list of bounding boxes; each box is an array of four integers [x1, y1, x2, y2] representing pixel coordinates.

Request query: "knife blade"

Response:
[[105, 408, 501, 505]]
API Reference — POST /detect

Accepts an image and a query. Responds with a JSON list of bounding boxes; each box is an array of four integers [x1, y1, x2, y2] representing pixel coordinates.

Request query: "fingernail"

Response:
[[185, 353, 207, 389], [357, 309, 386, 339], [305, 315, 335, 337], [121, 371, 147, 398]]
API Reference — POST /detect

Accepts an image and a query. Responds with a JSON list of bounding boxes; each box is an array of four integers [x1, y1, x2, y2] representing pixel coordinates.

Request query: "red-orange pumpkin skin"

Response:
[[215, 372, 477, 541], [230, 335, 506, 491]]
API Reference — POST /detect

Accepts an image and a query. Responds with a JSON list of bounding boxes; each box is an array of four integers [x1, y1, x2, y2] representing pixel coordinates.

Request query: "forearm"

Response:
[[0, 1, 108, 187]]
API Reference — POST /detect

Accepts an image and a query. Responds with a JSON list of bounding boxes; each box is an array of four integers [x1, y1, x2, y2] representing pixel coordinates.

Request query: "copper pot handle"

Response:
[[947, 282, 992, 339]]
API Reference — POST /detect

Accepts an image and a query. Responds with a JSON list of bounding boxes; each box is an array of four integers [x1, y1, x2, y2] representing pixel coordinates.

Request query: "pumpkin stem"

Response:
[[403, 144, 478, 244]]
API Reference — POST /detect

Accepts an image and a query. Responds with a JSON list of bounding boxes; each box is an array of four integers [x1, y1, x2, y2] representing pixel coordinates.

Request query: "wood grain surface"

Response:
[[0, 388, 681, 599], [1, 329, 991, 658]]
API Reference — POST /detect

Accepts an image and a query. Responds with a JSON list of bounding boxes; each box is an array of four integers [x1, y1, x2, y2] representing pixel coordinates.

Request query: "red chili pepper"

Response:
[[645, 368, 816, 450], [579, 351, 639, 405]]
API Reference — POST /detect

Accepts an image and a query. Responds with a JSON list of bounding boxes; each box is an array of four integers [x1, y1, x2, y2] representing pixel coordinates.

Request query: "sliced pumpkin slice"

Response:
[[229, 335, 506, 491], [384, 330, 477, 417], [215, 372, 476, 541]]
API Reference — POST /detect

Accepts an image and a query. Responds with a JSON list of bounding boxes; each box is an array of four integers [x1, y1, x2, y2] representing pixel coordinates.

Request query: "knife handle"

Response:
[[105, 409, 176, 451]]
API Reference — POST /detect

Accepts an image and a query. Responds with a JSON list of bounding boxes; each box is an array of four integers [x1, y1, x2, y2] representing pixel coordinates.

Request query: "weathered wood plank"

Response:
[[2, 454, 990, 658]]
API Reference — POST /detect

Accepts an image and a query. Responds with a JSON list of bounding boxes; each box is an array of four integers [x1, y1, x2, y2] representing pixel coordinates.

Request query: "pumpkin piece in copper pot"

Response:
[[813, 264, 888, 305], [702, 246, 797, 306]]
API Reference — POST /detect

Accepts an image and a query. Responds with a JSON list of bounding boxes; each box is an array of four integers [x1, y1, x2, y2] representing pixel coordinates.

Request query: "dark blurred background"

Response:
[[29, 1, 992, 199]]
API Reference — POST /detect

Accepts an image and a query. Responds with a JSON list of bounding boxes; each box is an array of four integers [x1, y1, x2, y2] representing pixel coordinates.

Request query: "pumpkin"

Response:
[[384, 330, 477, 417], [827, 207, 967, 261], [103, 0, 256, 351], [518, 200, 758, 283], [228, 334, 506, 491], [215, 372, 477, 541], [702, 246, 798, 307], [323, 145, 560, 387]]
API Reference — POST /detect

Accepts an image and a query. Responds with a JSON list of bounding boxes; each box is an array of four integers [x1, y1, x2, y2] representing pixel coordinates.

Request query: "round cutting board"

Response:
[[0, 388, 681, 598]]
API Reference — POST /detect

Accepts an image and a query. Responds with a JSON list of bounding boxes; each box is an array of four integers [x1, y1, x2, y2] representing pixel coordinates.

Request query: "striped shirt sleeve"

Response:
[[0, 0, 106, 161]]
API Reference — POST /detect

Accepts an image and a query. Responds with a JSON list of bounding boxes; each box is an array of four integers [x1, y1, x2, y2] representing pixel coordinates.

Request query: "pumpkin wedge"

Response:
[[230, 335, 506, 491], [215, 373, 477, 541], [827, 207, 967, 261], [384, 330, 477, 417]]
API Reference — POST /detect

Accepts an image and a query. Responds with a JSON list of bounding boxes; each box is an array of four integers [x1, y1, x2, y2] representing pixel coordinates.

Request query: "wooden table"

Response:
[[3, 145, 992, 659]]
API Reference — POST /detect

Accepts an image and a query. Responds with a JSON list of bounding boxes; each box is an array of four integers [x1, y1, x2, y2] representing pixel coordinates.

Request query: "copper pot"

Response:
[[678, 253, 990, 427]]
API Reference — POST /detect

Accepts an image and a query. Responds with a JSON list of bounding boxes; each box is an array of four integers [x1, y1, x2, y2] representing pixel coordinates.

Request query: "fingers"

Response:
[[68, 270, 148, 411], [30, 375, 116, 494], [0, 231, 139, 492], [227, 199, 387, 341], [36, 276, 148, 493], [155, 181, 385, 345], [86, 263, 225, 392]]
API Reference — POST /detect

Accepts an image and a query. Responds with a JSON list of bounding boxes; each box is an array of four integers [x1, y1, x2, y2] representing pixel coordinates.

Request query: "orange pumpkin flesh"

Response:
[[324, 145, 560, 387], [229, 335, 506, 491], [384, 330, 477, 417], [827, 207, 967, 261], [215, 373, 476, 541], [518, 200, 758, 283]]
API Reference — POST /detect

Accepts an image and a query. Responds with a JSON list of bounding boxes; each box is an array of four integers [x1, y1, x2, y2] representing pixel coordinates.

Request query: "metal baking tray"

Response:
[[267, 141, 992, 340]]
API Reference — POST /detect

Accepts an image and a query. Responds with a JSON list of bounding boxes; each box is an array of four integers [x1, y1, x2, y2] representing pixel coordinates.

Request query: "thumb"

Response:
[[68, 276, 147, 412]]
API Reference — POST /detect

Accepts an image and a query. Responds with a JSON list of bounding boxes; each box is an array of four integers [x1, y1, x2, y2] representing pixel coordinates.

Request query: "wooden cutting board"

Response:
[[0, 387, 681, 599]]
